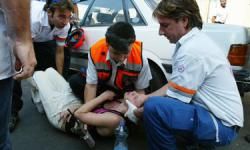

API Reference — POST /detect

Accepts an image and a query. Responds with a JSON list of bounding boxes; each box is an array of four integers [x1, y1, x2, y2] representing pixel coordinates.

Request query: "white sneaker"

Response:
[[30, 81, 44, 114]]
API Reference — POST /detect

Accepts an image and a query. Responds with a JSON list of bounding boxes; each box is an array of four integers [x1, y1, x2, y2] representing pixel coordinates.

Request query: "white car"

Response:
[[33, 0, 250, 93]]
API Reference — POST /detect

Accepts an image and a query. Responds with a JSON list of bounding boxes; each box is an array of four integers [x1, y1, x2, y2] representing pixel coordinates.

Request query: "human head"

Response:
[[43, 0, 74, 29], [152, 0, 202, 43], [220, 0, 227, 8], [105, 22, 136, 63]]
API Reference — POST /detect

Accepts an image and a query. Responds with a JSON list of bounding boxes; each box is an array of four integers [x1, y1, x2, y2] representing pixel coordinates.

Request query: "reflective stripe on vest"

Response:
[[90, 38, 143, 90]]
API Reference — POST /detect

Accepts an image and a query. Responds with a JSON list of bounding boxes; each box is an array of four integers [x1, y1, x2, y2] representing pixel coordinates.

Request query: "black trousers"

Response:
[[12, 41, 71, 114]]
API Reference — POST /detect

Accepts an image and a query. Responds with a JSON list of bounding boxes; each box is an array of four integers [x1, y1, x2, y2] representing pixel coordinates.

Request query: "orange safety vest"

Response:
[[90, 38, 143, 91]]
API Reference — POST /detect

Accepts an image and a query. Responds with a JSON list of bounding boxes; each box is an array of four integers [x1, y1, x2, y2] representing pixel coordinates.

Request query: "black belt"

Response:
[[214, 21, 224, 24]]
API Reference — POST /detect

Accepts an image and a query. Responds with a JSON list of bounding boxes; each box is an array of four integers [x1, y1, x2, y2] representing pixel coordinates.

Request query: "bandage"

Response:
[[124, 100, 138, 124]]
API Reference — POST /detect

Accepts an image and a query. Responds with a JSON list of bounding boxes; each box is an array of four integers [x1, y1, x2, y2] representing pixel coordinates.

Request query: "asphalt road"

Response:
[[10, 81, 250, 150]]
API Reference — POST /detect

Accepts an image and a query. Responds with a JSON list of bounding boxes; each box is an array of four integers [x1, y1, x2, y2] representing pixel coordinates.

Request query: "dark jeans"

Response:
[[0, 78, 13, 150], [12, 41, 71, 114]]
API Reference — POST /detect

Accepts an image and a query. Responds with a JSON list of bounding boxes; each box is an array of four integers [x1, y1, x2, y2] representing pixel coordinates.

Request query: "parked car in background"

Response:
[[32, 0, 250, 95]]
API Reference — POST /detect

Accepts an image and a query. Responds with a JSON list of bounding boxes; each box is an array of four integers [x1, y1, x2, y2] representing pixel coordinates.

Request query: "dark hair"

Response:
[[43, 0, 74, 13], [153, 0, 203, 29], [105, 22, 136, 54]]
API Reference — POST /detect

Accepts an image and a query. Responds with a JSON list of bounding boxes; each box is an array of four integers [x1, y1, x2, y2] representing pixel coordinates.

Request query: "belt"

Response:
[[232, 126, 241, 133]]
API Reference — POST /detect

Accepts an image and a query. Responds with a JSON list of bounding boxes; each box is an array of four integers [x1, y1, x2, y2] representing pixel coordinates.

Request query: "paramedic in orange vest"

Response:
[[68, 22, 152, 136]]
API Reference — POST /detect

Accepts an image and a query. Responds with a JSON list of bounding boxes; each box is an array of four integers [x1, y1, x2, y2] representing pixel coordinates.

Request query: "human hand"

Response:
[[124, 91, 148, 108], [58, 107, 78, 123], [13, 41, 36, 80], [101, 90, 116, 101]]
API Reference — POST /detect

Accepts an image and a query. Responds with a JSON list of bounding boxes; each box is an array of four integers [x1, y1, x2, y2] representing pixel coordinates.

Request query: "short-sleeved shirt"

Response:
[[166, 27, 243, 127], [86, 49, 152, 90], [0, 9, 15, 80], [31, 1, 70, 46]]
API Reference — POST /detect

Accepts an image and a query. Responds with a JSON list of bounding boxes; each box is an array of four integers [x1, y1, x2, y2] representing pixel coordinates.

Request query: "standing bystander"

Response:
[[211, 0, 228, 24], [0, 0, 36, 149], [9, 0, 74, 132]]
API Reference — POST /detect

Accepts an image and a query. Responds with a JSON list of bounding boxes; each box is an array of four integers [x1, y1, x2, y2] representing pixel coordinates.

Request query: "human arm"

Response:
[[135, 55, 152, 93], [211, 16, 216, 23], [84, 83, 97, 103], [55, 45, 64, 74], [76, 90, 115, 114], [2, 0, 37, 80], [125, 83, 168, 118], [73, 3, 79, 20], [84, 52, 98, 102], [74, 90, 116, 126]]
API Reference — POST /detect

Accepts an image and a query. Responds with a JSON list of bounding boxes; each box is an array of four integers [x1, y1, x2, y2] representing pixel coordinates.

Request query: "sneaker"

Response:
[[79, 124, 95, 149], [71, 123, 95, 149], [30, 88, 44, 114], [9, 113, 19, 132]]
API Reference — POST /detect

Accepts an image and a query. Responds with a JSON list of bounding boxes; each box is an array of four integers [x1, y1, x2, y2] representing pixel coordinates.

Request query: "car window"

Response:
[[78, 0, 92, 23], [81, 0, 146, 26], [126, 0, 145, 25], [84, 0, 123, 26]]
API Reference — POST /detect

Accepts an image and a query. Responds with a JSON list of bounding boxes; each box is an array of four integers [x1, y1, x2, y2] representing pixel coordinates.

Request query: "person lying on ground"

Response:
[[32, 68, 137, 139]]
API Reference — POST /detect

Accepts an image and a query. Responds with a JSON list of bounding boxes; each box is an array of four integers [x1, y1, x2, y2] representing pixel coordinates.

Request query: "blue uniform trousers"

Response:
[[143, 96, 238, 150], [0, 78, 13, 150]]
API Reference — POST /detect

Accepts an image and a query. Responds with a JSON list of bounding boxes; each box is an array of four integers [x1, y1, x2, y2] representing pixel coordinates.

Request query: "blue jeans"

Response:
[[143, 96, 238, 150], [0, 78, 13, 150]]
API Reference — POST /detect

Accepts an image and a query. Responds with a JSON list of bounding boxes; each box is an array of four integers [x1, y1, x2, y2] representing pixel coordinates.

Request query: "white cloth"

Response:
[[31, 1, 70, 46], [212, 5, 228, 23], [0, 9, 15, 79], [166, 27, 243, 127], [86, 49, 152, 90], [33, 68, 82, 130]]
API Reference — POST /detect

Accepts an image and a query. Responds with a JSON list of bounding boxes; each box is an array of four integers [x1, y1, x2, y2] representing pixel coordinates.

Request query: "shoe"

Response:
[[30, 88, 44, 114], [245, 135, 250, 143], [9, 113, 19, 133], [79, 124, 95, 149], [70, 123, 95, 149]]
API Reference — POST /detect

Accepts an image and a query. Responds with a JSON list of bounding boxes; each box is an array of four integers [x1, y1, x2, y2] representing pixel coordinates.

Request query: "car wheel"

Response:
[[146, 61, 167, 93]]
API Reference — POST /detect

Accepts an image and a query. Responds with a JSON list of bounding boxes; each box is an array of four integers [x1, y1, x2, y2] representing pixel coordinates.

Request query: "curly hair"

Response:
[[153, 0, 203, 29]]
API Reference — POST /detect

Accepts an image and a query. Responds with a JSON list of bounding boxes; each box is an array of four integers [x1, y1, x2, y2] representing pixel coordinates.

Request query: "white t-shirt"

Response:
[[212, 5, 228, 23], [31, 1, 70, 46], [86, 48, 152, 90], [167, 28, 243, 127]]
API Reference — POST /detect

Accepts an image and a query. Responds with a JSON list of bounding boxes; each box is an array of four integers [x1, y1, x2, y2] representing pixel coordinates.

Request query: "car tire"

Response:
[[146, 61, 167, 93]]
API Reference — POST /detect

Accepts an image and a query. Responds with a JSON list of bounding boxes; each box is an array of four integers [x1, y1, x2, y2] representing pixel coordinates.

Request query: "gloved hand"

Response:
[[124, 100, 138, 124]]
